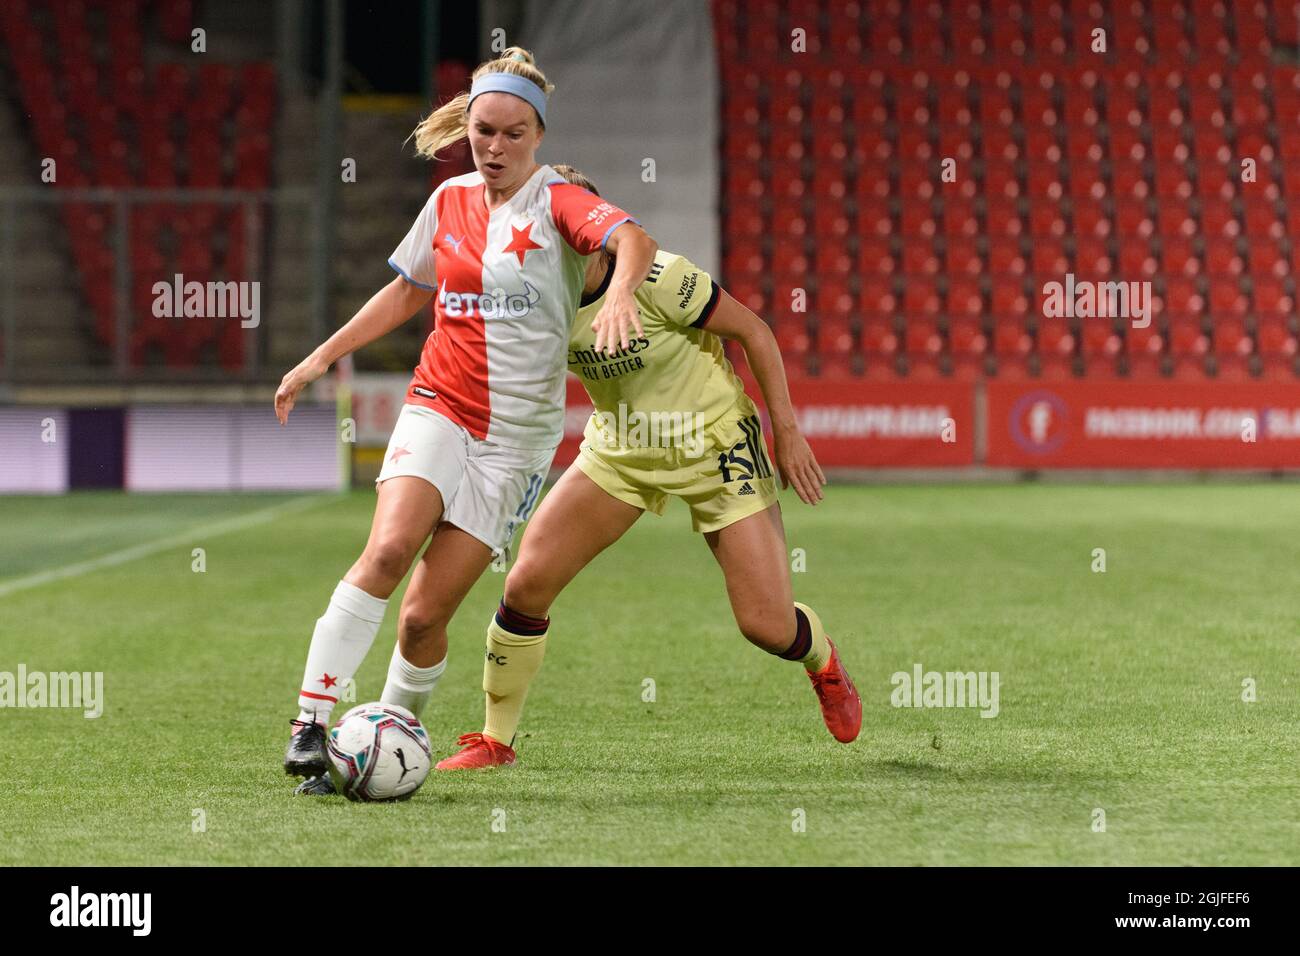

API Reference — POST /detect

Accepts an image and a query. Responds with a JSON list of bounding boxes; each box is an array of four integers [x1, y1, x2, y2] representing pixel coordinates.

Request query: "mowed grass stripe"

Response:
[[0, 493, 337, 599], [0, 486, 1295, 865]]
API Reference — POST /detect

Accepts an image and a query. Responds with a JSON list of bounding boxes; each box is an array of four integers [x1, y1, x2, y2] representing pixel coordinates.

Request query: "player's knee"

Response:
[[735, 608, 791, 653], [502, 560, 553, 618], [398, 600, 450, 642], [363, 537, 416, 586], [397, 605, 448, 661]]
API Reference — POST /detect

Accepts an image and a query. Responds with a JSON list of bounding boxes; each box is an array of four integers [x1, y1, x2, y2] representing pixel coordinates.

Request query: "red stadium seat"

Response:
[[1080, 320, 1121, 358], [1071, 202, 1110, 240], [1031, 240, 1069, 277], [901, 240, 941, 276], [1168, 318, 1209, 357], [859, 237, 896, 275], [723, 240, 764, 283], [860, 278, 897, 320], [903, 283, 943, 319], [993, 318, 1032, 357], [1260, 357, 1299, 381], [1210, 353, 1251, 381], [900, 200, 937, 236], [1258, 325, 1297, 368], [862, 357, 906, 383], [817, 317, 855, 356], [904, 319, 943, 357], [942, 198, 979, 239], [814, 243, 853, 277], [1073, 237, 1112, 276], [945, 239, 982, 276], [991, 278, 1030, 319], [1207, 278, 1249, 318], [1170, 357, 1209, 381], [1212, 319, 1253, 357], [812, 206, 852, 241], [815, 279, 854, 320], [1160, 278, 1204, 319], [774, 320, 812, 358], [1253, 279, 1293, 320], [949, 315, 987, 355], [1118, 238, 1159, 278], [1247, 244, 1288, 279], [987, 238, 1027, 276], [1161, 238, 1200, 276], [1036, 318, 1074, 358], [1029, 206, 1068, 239], [1115, 202, 1156, 243], [1199, 200, 1239, 240], [1205, 239, 1244, 276], [947, 278, 983, 318], [861, 317, 899, 357]]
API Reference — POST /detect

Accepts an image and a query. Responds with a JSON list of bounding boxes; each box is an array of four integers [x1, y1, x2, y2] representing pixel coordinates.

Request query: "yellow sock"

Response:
[[482, 603, 549, 746], [792, 602, 832, 673]]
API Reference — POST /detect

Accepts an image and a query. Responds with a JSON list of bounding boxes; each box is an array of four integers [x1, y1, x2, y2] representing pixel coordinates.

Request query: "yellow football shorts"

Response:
[[574, 394, 780, 533]]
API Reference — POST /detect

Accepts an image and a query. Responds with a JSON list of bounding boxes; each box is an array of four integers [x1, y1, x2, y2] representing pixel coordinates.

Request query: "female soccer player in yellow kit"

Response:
[[387, 166, 861, 769]]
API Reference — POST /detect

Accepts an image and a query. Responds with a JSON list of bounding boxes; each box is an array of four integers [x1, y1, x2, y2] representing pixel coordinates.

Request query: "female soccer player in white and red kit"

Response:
[[273, 48, 657, 788]]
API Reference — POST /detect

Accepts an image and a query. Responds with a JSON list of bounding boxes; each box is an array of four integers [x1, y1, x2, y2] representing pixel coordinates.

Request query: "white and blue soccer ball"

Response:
[[326, 703, 431, 802]]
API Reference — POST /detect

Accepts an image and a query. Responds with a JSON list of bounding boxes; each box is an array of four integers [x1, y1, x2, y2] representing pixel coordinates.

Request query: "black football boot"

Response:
[[293, 774, 338, 797], [284, 719, 328, 777]]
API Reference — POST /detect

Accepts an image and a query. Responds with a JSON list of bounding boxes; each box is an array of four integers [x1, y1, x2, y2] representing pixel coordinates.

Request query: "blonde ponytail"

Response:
[[409, 47, 554, 160]]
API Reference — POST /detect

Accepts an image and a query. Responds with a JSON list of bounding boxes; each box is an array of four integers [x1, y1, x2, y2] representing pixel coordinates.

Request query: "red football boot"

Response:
[[435, 732, 517, 770], [808, 639, 862, 743]]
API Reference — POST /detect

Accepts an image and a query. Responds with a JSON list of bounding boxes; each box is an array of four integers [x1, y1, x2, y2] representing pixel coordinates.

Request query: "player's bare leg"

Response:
[[438, 465, 643, 769], [345, 476, 447, 598], [504, 465, 643, 617], [384, 521, 495, 712], [704, 502, 861, 743], [703, 502, 795, 653], [286, 476, 444, 778], [298, 519, 492, 797]]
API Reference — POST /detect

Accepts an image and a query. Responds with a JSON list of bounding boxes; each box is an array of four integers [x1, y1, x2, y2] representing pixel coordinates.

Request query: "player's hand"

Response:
[[590, 285, 644, 355], [275, 355, 328, 425], [773, 425, 826, 504]]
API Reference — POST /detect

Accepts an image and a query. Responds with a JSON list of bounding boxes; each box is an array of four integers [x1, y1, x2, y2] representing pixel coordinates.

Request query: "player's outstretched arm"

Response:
[[590, 222, 657, 354], [706, 289, 826, 504], [275, 276, 434, 425]]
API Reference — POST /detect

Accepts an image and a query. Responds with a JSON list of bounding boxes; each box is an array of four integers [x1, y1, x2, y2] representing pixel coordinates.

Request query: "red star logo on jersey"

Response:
[[389, 443, 411, 464], [319, 673, 338, 689], [503, 222, 544, 266]]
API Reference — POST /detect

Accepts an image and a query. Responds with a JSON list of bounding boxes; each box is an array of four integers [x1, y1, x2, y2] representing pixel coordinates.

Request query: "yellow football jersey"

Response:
[[568, 250, 746, 449]]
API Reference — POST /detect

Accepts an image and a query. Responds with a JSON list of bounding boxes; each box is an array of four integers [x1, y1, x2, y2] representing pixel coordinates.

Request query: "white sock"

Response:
[[296, 580, 389, 727], [380, 643, 446, 719]]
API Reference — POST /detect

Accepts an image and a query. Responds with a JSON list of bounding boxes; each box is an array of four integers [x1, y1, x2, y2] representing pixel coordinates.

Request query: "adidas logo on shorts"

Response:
[[737, 481, 756, 496]]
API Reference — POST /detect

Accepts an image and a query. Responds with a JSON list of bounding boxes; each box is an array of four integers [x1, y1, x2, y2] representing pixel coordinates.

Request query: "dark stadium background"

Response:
[[7, 0, 1300, 488]]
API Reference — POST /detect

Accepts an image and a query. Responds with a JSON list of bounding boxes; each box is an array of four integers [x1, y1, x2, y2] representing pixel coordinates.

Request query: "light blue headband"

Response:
[[468, 72, 547, 127]]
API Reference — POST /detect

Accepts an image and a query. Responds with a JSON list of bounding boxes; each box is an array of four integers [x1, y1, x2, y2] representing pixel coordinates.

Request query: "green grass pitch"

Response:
[[0, 485, 1296, 865]]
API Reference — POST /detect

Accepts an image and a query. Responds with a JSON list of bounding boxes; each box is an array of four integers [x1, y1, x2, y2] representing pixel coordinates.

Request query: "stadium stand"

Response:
[[0, 0, 274, 369], [712, 0, 1300, 382]]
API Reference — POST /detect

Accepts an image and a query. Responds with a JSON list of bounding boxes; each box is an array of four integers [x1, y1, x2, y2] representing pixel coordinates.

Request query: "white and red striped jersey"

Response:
[[388, 164, 637, 449]]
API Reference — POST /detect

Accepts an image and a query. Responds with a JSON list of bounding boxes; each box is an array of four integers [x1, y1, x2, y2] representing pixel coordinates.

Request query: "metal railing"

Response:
[[0, 186, 319, 384]]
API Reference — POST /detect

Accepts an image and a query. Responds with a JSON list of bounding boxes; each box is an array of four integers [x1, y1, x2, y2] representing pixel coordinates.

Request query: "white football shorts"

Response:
[[376, 403, 554, 556]]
